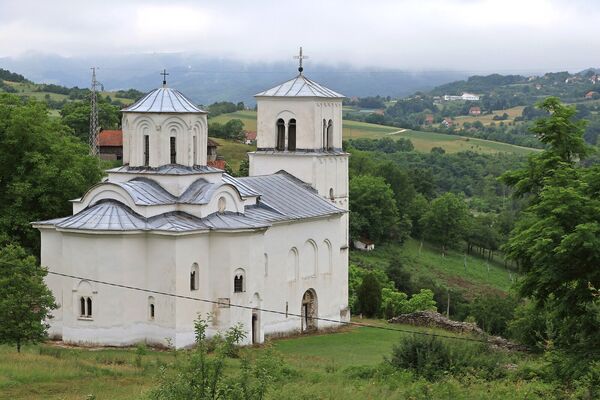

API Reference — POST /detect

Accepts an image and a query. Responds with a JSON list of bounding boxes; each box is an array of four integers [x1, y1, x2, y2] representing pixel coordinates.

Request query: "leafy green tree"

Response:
[[60, 98, 120, 141], [357, 272, 382, 317], [349, 175, 399, 243], [502, 98, 599, 354], [0, 245, 57, 352], [237, 158, 249, 177], [421, 193, 470, 254], [0, 94, 104, 252], [386, 260, 412, 294], [224, 119, 244, 141], [467, 294, 517, 336], [381, 288, 408, 319]]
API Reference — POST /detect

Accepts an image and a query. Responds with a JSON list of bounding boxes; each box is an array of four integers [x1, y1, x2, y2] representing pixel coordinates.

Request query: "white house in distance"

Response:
[[34, 64, 350, 348], [443, 93, 480, 101]]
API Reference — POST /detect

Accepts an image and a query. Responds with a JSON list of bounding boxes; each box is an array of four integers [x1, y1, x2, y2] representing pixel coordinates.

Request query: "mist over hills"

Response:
[[0, 53, 470, 104]]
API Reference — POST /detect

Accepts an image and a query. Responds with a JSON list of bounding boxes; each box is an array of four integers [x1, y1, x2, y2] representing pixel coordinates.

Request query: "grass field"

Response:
[[453, 106, 525, 127], [211, 111, 538, 158], [351, 239, 515, 296], [209, 137, 255, 171], [0, 320, 554, 400], [1, 81, 135, 106]]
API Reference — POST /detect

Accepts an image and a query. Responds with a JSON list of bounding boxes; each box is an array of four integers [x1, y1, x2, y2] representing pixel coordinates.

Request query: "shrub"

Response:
[[390, 335, 452, 380], [467, 294, 517, 336], [390, 335, 507, 381]]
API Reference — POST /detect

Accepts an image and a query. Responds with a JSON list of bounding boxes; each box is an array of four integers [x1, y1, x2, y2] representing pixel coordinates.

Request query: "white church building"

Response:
[[34, 65, 350, 348]]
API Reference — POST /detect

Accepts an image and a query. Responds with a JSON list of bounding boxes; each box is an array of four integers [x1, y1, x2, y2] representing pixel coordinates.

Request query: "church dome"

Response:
[[255, 74, 344, 98], [123, 87, 207, 114]]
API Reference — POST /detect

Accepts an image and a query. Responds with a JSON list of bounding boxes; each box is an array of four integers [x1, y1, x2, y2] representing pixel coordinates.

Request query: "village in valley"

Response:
[[0, 1, 599, 399]]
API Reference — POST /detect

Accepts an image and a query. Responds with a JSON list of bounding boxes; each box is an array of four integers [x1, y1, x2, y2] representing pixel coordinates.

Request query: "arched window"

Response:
[[170, 136, 177, 164], [234, 269, 245, 293], [86, 297, 92, 317], [276, 119, 285, 151], [322, 119, 327, 150], [143, 135, 150, 166], [329, 188, 334, 200], [288, 119, 296, 151], [326, 120, 333, 150], [80, 297, 86, 316], [190, 263, 199, 291], [148, 296, 155, 320]]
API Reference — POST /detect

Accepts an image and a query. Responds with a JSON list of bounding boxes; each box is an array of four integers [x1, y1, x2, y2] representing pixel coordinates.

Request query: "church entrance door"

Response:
[[301, 289, 317, 332]]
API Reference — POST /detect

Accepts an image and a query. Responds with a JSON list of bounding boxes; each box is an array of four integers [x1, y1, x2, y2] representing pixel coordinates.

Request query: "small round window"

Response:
[[218, 197, 226, 213]]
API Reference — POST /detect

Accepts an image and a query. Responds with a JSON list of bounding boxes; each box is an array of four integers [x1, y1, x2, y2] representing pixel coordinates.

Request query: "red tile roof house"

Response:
[[244, 131, 257, 145], [98, 129, 123, 161], [469, 106, 481, 116]]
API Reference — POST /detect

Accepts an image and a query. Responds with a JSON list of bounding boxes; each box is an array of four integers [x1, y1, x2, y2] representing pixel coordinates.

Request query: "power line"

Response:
[[47, 270, 490, 344]]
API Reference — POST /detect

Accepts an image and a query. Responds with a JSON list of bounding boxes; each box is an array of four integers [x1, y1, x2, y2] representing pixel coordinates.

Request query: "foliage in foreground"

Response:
[[0, 94, 103, 253], [0, 244, 57, 352], [149, 317, 286, 400], [501, 98, 600, 368]]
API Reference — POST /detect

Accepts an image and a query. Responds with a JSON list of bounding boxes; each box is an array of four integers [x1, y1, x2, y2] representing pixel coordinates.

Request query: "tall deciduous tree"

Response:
[[349, 175, 399, 243], [0, 94, 103, 252], [501, 97, 599, 351], [421, 193, 470, 254], [0, 244, 57, 352]]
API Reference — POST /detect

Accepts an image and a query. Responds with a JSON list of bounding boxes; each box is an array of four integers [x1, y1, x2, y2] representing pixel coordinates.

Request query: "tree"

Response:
[[386, 260, 412, 294], [357, 272, 382, 317], [0, 245, 57, 352], [501, 98, 599, 354], [60, 98, 120, 141], [0, 94, 104, 252], [421, 193, 470, 254], [349, 175, 399, 243]]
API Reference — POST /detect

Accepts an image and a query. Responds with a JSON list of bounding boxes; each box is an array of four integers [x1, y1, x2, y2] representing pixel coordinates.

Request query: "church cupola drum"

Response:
[[121, 72, 209, 168]]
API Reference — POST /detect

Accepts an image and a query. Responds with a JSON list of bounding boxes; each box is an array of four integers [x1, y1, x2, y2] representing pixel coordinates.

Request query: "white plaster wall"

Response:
[[249, 152, 349, 210], [122, 113, 208, 167], [256, 98, 343, 150]]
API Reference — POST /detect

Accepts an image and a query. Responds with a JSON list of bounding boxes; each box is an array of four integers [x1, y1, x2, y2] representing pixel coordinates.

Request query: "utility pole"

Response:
[[89, 67, 100, 156]]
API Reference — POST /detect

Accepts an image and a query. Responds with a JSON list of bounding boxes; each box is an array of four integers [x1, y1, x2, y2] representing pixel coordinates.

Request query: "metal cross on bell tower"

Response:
[[294, 47, 309, 74], [161, 69, 169, 87]]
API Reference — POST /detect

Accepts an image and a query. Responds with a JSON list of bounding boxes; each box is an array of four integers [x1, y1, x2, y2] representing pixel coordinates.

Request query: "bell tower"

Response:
[[248, 49, 349, 211]]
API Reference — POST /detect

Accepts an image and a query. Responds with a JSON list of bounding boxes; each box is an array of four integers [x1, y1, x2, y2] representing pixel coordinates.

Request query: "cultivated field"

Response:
[[211, 111, 538, 158], [452, 106, 525, 127]]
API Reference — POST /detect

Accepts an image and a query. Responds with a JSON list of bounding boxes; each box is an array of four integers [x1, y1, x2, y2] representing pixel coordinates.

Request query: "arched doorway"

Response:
[[301, 289, 318, 332]]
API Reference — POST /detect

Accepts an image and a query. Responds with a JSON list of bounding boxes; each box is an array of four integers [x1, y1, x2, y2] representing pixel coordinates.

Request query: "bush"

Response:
[[390, 335, 452, 380], [390, 335, 507, 381], [467, 294, 517, 336]]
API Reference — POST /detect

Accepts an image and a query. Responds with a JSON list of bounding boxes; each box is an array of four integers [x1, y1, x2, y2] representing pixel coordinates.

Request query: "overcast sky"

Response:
[[1, 0, 599, 72]]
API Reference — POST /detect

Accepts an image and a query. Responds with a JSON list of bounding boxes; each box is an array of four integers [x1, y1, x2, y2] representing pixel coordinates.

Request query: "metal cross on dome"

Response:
[[294, 47, 309, 74], [161, 69, 169, 87]]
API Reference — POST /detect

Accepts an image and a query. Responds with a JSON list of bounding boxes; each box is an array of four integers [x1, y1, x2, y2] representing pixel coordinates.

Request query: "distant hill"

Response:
[[0, 52, 469, 104]]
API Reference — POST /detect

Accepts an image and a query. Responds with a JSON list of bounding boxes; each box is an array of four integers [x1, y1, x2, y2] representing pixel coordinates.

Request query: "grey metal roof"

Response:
[[35, 171, 344, 233], [123, 87, 207, 113], [49, 200, 271, 232], [237, 171, 343, 220], [117, 178, 177, 205], [108, 164, 222, 176], [255, 74, 344, 98]]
